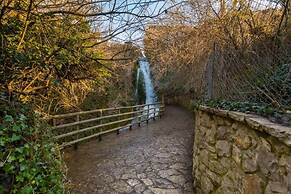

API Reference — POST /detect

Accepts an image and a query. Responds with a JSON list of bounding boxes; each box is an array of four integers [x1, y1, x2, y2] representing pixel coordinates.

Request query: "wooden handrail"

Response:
[[49, 102, 162, 119], [54, 117, 135, 139], [51, 102, 165, 148], [52, 107, 157, 130], [59, 124, 132, 148]]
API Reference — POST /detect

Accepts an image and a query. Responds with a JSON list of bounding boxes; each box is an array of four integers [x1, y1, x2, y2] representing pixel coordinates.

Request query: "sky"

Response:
[[89, 0, 176, 46], [89, 0, 281, 47]]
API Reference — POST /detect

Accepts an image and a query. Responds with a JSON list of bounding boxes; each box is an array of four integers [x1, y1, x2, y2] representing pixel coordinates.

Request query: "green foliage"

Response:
[[137, 72, 146, 104], [0, 104, 65, 193], [197, 99, 291, 126], [1, 11, 94, 82], [249, 63, 291, 109], [132, 62, 146, 104], [266, 63, 291, 108], [0, 1, 112, 113]]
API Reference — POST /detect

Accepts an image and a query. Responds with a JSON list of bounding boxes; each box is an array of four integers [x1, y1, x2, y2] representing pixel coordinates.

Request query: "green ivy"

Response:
[[194, 99, 291, 126], [249, 63, 291, 109], [132, 61, 146, 104], [0, 104, 65, 193]]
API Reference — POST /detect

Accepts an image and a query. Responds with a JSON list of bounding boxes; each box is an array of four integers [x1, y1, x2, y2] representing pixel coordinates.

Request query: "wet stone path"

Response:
[[64, 106, 195, 194]]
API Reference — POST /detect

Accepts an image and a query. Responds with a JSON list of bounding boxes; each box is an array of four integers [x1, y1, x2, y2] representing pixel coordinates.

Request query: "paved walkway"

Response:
[[64, 105, 195, 194]]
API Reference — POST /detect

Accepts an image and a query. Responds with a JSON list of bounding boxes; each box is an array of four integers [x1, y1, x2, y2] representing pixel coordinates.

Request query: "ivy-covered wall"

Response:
[[193, 106, 291, 194]]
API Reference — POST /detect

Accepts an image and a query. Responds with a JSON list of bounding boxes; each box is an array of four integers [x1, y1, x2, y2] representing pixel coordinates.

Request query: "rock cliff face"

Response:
[[193, 106, 291, 194]]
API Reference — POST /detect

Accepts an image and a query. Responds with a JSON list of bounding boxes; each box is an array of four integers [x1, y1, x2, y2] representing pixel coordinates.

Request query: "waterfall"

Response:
[[135, 68, 140, 101], [138, 57, 157, 104], [137, 52, 158, 118]]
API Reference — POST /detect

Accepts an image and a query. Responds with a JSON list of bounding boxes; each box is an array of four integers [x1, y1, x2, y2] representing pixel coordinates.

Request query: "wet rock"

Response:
[[206, 144, 216, 153], [217, 126, 229, 140], [170, 163, 185, 170], [216, 175, 238, 194], [134, 183, 146, 193], [62, 106, 193, 194], [200, 114, 212, 128], [208, 160, 228, 175], [158, 169, 179, 178], [257, 150, 278, 176], [242, 151, 257, 173], [199, 149, 209, 166], [143, 189, 155, 194], [167, 175, 187, 186], [201, 176, 214, 193], [258, 138, 271, 152], [265, 181, 288, 194], [184, 181, 194, 192], [279, 155, 291, 168], [154, 178, 175, 188], [141, 178, 153, 186], [150, 187, 181, 194], [194, 107, 291, 194], [206, 170, 221, 187], [137, 173, 147, 179], [206, 124, 216, 144], [127, 179, 140, 187], [286, 172, 291, 191], [242, 174, 264, 194], [234, 129, 252, 150], [111, 180, 133, 193], [232, 145, 241, 164], [156, 153, 171, 158], [97, 174, 114, 183], [216, 140, 231, 157], [121, 170, 137, 179]]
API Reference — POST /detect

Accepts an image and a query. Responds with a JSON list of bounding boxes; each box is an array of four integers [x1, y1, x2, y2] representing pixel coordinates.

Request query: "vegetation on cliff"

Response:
[[144, 0, 290, 114], [0, 0, 144, 192]]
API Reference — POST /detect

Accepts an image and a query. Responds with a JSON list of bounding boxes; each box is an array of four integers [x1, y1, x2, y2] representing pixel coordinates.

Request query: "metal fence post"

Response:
[[206, 43, 215, 100]]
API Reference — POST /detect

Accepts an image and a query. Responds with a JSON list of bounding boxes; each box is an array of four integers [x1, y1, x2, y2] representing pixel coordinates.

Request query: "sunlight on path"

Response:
[[64, 106, 194, 194]]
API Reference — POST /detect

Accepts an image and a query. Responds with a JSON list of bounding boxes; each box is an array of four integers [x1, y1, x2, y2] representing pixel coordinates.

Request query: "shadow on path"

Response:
[[64, 105, 195, 194]]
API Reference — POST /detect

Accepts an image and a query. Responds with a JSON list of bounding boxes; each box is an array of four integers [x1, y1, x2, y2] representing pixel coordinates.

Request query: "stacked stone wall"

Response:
[[193, 106, 291, 194]]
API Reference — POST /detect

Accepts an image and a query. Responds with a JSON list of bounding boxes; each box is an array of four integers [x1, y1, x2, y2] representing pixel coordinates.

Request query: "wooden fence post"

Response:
[[153, 105, 156, 121], [147, 104, 149, 124], [159, 104, 162, 119], [117, 109, 120, 135], [50, 102, 164, 148], [98, 110, 102, 141], [74, 114, 79, 150], [138, 106, 141, 127], [53, 118, 57, 127], [129, 107, 133, 130]]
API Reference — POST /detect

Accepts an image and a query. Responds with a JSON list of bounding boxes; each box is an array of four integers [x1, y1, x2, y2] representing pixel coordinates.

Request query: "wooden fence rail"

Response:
[[49, 102, 165, 149]]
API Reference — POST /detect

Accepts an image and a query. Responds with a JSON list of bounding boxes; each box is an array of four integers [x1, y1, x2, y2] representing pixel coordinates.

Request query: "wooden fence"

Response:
[[49, 102, 165, 149]]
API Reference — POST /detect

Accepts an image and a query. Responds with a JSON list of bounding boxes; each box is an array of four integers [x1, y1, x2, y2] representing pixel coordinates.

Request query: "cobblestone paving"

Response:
[[64, 106, 195, 194]]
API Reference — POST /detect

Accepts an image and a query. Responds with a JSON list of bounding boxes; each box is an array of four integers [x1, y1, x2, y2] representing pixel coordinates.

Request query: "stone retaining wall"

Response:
[[193, 106, 291, 194]]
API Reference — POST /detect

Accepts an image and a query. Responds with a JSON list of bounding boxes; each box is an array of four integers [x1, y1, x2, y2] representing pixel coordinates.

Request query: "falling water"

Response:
[[126, 52, 159, 130], [135, 68, 140, 101], [138, 52, 158, 118], [139, 58, 157, 104]]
